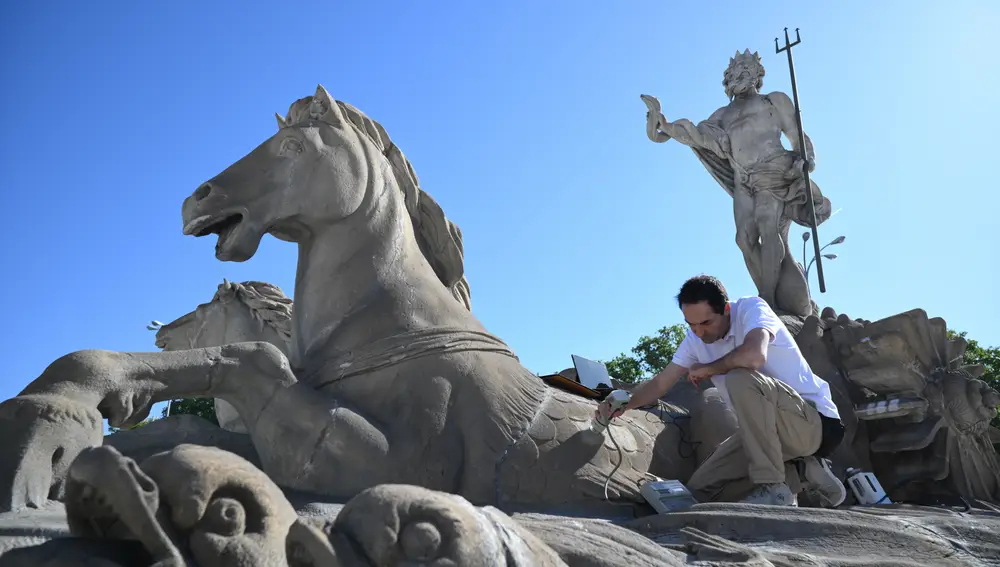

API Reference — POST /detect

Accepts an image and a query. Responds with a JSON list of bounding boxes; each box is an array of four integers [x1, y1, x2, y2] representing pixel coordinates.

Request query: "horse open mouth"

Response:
[[185, 213, 243, 238], [183, 212, 245, 254]]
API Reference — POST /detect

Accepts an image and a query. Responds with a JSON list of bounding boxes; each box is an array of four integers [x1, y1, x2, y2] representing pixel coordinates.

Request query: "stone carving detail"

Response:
[[796, 307, 1000, 502], [154, 279, 294, 433], [4, 443, 999, 565], [642, 49, 832, 317]]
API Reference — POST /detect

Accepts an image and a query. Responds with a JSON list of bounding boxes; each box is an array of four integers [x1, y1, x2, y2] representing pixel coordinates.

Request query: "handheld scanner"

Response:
[[591, 389, 631, 434]]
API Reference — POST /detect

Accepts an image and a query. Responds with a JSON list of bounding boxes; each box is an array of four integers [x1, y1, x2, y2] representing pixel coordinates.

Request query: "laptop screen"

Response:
[[571, 354, 613, 390]]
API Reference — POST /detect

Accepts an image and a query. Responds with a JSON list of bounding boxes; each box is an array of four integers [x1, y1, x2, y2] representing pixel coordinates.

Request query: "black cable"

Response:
[[653, 400, 702, 461]]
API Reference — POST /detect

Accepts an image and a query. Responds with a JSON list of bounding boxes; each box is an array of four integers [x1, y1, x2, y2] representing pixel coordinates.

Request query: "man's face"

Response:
[[682, 301, 730, 343]]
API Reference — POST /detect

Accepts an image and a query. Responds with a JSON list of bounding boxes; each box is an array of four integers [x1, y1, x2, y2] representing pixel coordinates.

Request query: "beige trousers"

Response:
[[686, 368, 823, 503]]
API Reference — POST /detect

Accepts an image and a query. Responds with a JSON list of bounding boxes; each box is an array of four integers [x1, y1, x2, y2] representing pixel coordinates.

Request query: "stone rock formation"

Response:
[[794, 307, 1000, 503]]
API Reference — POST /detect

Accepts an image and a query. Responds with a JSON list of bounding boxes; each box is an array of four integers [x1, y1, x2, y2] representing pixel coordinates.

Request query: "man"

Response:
[[598, 275, 845, 506], [641, 49, 832, 317]]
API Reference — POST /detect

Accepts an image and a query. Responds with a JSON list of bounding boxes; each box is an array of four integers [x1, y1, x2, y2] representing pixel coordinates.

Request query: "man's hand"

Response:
[[687, 362, 717, 386], [593, 399, 626, 423]]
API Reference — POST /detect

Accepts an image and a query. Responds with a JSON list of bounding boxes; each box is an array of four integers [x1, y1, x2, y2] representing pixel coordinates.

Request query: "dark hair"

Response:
[[676, 275, 729, 315]]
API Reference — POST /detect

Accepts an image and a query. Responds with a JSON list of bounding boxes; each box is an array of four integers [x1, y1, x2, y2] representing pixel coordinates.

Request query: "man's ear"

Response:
[[724, 303, 730, 315]]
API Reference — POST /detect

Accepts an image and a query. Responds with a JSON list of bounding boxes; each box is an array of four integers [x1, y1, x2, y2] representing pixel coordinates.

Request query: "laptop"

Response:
[[571, 354, 614, 391]]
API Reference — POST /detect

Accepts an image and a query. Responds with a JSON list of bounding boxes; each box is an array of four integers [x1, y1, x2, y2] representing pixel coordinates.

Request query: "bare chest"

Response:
[[718, 97, 778, 133]]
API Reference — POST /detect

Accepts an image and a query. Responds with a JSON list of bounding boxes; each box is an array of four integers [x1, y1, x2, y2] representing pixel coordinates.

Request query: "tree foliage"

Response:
[[106, 418, 153, 434], [163, 397, 219, 425], [601, 324, 688, 384]]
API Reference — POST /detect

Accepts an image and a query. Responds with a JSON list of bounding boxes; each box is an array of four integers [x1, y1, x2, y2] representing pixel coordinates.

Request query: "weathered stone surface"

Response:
[[643, 50, 831, 317], [793, 307, 1000, 503], [4, 447, 998, 566], [103, 414, 260, 466]]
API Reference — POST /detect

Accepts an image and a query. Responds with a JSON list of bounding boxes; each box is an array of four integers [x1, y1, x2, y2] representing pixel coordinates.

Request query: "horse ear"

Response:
[[276, 113, 288, 130], [310, 85, 346, 125]]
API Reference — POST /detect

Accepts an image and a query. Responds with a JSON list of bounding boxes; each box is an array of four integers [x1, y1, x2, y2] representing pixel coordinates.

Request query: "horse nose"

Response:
[[193, 183, 213, 201]]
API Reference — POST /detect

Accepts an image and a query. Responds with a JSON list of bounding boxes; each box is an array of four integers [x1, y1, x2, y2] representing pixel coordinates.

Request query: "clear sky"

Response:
[[1, 1, 997, 417]]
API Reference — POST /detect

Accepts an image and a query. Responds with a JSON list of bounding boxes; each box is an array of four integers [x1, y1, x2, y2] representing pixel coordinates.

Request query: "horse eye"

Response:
[[279, 138, 304, 156]]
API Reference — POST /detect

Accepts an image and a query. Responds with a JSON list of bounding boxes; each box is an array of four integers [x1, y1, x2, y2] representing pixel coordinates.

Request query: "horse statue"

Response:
[[153, 279, 293, 433], [0, 85, 697, 514]]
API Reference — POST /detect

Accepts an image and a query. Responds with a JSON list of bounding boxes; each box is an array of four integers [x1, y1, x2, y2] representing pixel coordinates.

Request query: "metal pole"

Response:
[[776, 27, 826, 293]]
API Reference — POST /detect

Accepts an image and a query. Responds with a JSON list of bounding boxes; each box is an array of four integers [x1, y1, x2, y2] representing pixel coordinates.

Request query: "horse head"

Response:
[[155, 280, 292, 353], [181, 85, 472, 310], [181, 85, 387, 263]]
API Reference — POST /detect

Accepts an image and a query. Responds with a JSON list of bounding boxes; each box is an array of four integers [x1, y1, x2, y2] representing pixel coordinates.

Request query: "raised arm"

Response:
[[643, 96, 730, 157], [660, 106, 730, 158], [770, 91, 815, 169]]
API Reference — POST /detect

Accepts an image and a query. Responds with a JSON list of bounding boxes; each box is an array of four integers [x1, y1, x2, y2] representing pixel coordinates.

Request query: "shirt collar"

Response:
[[724, 302, 737, 340]]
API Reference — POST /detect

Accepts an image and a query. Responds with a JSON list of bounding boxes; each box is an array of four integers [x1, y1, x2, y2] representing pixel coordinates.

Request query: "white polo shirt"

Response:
[[671, 296, 840, 420]]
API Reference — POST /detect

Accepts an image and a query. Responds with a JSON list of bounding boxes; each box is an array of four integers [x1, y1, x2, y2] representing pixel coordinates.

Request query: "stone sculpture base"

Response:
[[1, 444, 998, 566]]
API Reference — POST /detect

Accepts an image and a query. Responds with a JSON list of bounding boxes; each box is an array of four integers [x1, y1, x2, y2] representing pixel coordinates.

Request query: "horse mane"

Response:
[[280, 92, 472, 311], [213, 280, 294, 344]]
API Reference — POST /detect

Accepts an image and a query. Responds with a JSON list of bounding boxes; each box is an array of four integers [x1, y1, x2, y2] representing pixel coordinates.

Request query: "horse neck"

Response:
[[289, 177, 481, 371], [221, 306, 291, 355]]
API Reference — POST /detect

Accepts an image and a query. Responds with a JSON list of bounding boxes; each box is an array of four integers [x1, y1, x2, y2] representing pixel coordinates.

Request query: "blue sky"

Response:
[[1, 1, 997, 417]]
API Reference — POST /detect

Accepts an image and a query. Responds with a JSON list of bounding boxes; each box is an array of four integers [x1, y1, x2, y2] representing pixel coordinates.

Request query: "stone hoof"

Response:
[[285, 518, 338, 567], [330, 484, 566, 566], [0, 394, 104, 513]]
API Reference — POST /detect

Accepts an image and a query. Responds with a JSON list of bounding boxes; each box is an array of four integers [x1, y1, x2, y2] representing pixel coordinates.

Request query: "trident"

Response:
[[776, 27, 826, 294]]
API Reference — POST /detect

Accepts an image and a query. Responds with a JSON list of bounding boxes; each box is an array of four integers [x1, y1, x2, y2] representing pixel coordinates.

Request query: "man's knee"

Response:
[[726, 368, 764, 392]]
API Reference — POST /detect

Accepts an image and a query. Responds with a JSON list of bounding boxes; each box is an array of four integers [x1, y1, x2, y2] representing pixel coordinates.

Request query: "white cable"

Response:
[[603, 425, 624, 501]]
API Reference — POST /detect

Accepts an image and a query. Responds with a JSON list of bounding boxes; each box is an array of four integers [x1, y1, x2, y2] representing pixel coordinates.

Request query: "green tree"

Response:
[[162, 397, 219, 425], [107, 418, 154, 434], [602, 324, 688, 384]]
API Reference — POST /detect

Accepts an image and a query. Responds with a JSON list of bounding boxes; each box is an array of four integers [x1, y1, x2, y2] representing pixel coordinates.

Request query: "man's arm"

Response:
[[624, 362, 688, 410], [770, 91, 815, 169], [689, 297, 783, 382], [691, 328, 771, 380]]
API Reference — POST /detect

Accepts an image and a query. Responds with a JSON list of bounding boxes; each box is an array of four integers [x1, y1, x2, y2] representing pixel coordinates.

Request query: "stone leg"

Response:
[[0, 342, 390, 510], [733, 186, 766, 300], [215, 398, 248, 433], [686, 369, 822, 502], [753, 191, 786, 312]]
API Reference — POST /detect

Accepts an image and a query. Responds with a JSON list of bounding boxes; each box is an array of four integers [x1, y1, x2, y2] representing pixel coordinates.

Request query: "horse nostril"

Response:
[[194, 184, 213, 201]]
